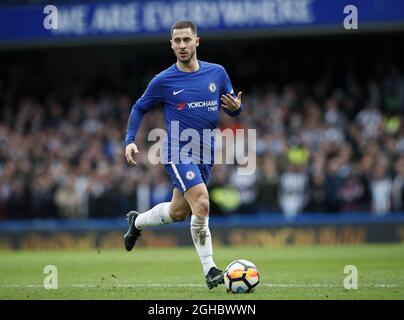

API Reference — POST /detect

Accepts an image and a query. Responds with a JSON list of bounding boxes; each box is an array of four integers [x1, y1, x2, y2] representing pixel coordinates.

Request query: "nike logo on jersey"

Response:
[[173, 89, 185, 95]]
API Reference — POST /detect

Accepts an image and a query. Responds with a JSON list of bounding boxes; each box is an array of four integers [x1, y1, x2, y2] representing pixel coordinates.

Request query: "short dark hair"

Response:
[[170, 20, 197, 37]]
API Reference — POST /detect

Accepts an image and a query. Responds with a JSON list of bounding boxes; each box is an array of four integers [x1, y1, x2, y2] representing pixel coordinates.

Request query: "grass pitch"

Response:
[[0, 244, 403, 300]]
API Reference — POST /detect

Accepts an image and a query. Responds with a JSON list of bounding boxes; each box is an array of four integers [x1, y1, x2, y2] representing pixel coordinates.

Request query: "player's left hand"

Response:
[[221, 91, 242, 112]]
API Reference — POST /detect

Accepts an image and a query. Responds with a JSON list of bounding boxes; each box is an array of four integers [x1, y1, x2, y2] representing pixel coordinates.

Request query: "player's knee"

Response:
[[170, 208, 191, 222], [170, 208, 190, 222], [194, 196, 210, 216]]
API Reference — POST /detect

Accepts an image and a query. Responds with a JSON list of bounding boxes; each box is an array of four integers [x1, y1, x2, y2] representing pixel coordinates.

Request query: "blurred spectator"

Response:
[[308, 172, 327, 213], [356, 105, 382, 139], [325, 160, 346, 213], [31, 173, 58, 219], [6, 179, 29, 219], [229, 161, 258, 214], [256, 157, 279, 213], [337, 175, 366, 212], [55, 176, 79, 219], [209, 165, 241, 215], [279, 163, 309, 219], [392, 156, 404, 211], [370, 162, 393, 215], [287, 135, 310, 168]]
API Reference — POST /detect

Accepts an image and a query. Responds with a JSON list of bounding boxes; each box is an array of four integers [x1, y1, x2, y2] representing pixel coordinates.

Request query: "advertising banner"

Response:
[[1, 0, 403, 46]]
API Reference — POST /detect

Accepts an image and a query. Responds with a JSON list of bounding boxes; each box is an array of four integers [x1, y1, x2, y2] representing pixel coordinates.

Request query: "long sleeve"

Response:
[[125, 107, 146, 146], [124, 76, 162, 146]]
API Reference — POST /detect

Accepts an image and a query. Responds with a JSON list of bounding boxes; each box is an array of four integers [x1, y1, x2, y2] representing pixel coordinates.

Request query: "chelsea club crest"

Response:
[[208, 82, 217, 93], [185, 171, 196, 181]]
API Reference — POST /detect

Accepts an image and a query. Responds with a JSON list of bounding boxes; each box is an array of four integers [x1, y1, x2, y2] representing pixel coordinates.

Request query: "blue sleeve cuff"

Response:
[[224, 103, 244, 117]]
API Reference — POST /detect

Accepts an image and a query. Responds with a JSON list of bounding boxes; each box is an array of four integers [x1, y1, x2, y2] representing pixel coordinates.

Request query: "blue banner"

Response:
[[0, 0, 403, 45]]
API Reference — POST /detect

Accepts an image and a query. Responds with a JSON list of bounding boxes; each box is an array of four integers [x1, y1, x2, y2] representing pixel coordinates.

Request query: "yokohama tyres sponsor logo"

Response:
[[177, 100, 217, 110]]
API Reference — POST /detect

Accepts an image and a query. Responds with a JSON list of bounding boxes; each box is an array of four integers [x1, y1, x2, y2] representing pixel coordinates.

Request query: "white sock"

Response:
[[135, 202, 173, 230], [190, 215, 216, 276]]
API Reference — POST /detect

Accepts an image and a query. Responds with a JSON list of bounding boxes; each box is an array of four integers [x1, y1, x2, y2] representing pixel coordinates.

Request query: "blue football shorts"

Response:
[[164, 162, 213, 194]]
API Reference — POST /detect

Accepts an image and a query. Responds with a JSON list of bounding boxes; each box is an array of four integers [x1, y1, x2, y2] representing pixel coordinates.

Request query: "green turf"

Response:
[[0, 244, 403, 299]]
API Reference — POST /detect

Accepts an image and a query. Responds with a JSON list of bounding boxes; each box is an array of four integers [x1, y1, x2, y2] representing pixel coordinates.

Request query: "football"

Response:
[[224, 259, 260, 293]]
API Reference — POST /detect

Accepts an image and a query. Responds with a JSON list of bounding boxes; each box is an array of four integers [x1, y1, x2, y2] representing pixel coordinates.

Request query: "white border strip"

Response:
[[169, 161, 187, 192]]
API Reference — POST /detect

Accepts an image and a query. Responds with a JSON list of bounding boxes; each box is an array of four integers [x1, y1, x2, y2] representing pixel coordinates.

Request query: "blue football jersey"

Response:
[[125, 60, 243, 164]]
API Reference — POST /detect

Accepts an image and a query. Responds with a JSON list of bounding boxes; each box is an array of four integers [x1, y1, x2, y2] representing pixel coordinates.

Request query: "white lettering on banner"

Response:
[[218, 0, 314, 26], [143, 1, 220, 31], [141, 0, 313, 32], [52, 4, 139, 35], [277, 0, 313, 23], [52, 5, 88, 35], [294, 0, 314, 23], [143, 3, 160, 31], [153, 2, 182, 27], [245, 1, 276, 24], [192, 1, 221, 26], [91, 4, 139, 33], [50, 0, 315, 37]]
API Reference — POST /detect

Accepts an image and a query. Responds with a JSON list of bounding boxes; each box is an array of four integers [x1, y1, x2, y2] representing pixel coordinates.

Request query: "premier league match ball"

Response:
[[224, 259, 260, 293]]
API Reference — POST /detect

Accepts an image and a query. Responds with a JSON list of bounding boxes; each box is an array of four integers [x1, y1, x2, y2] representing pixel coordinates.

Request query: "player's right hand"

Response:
[[125, 143, 138, 166]]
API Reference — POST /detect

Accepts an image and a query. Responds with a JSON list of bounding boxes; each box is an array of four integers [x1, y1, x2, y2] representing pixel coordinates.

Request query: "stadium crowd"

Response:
[[0, 38, 404, 219], [0, 64, 403, 220]]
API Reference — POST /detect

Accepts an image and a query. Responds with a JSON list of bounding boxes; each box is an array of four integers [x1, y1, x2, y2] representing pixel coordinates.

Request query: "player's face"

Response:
[[170, 28, 199, 63]]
